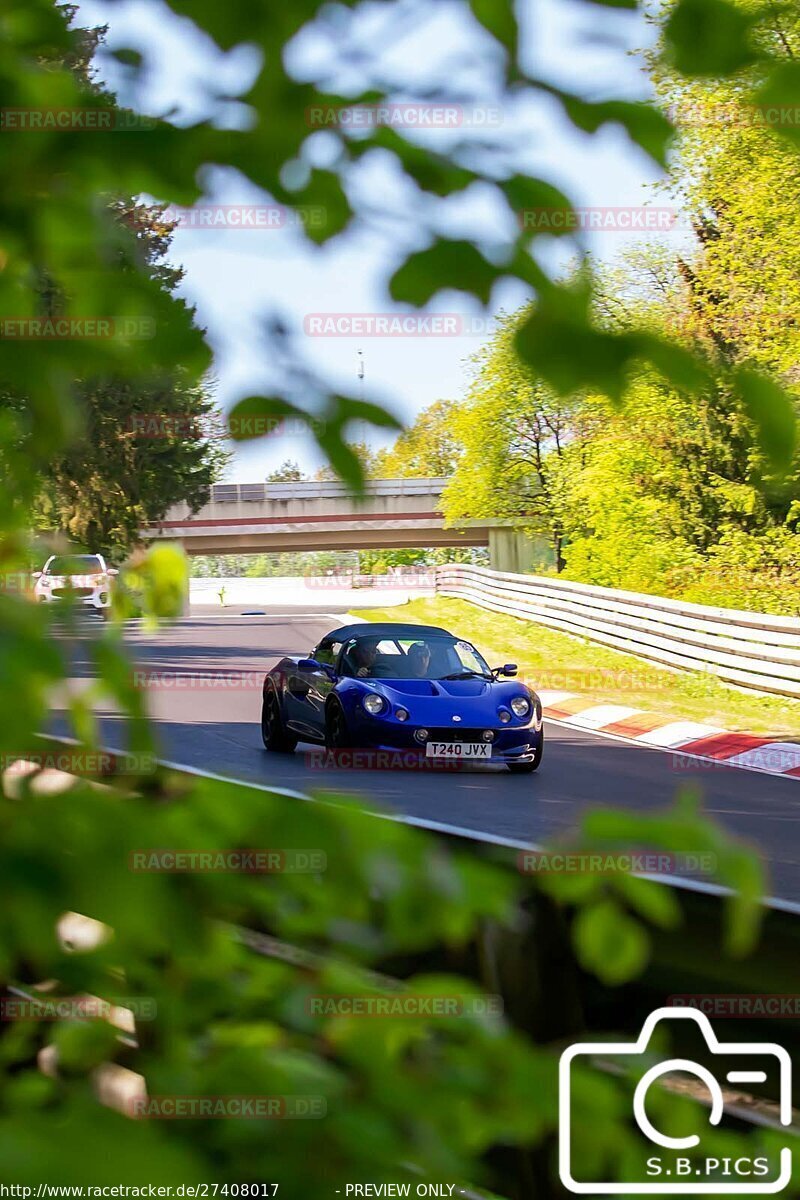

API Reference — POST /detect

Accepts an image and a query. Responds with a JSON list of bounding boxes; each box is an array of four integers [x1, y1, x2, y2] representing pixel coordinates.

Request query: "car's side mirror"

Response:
[[107, 568, 119, 577], [32, 571, 42, 579], [298, 657, 336, 678], [493, 663, 518, 678]]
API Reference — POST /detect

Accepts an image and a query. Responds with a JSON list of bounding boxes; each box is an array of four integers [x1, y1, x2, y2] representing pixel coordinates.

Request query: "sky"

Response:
[[75, 0, 687, 481]]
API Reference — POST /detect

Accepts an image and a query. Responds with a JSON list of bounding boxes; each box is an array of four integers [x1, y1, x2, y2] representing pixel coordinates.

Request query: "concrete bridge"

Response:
[[142, 479, 548, 573]]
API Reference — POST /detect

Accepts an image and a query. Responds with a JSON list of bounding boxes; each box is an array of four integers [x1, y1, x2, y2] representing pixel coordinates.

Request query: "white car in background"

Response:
[[33, 554, 118, 613]]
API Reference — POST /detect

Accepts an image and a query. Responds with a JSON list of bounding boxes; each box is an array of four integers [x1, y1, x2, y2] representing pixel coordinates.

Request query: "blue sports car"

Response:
[[261, 621, 543, 773]]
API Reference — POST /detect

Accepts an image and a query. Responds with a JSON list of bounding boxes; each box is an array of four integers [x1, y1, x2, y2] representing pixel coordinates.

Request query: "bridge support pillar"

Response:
[[488, 528, 551, 573]]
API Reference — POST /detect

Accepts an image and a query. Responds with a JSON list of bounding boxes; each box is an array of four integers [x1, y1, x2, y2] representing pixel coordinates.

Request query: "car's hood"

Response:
[[371, 678, 492, 699], [360, 677, 533, 723]]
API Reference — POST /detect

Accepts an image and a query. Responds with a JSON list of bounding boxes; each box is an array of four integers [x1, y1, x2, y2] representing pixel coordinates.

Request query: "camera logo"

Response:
[[559, 1007, 792, 1194]]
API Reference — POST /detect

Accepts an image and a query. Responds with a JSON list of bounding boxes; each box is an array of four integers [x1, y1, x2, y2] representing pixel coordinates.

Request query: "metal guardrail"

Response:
[[435, 563, 800, 698], [210, 478, 447, 504]]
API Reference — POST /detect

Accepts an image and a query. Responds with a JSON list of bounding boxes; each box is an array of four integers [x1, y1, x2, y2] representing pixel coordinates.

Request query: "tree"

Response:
[[1, 23, 227, 561], [27, 374, 226, 559], [376, 399, 462, 478], [314, 441, 380, 481], [266, 459, 307, 482], [442, 312, 586, 571], [540, 246, 798, 593]]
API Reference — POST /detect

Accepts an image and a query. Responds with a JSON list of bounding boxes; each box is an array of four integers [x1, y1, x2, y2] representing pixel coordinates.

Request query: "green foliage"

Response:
[[1, 0, 796, 1191], [442, 310, 582, 570], [442, 242, 799, 605], [26, 374, 227, 560], [374, 400, 462, 479], [112, 543, 189, 624], [664, 0, 760, 76], [538, 790, 764, 968]]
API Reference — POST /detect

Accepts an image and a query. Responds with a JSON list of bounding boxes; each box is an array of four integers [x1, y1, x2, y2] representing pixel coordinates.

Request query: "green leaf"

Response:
[[314, 394, 402, 490], [110, 49, 143, 68], [53, 1019, 120, 1073], [503, 176, 577, 237], [515, 306, 638, 401], [612, 874, 682, 930], [754, 62, 800, 150], [467, 0, 519, 66], [574, 0, 637, 9], [547, 92, 675, 167], [390, 241, 499, 306], [282, 169, 352, 246], [573, 899, 650, 985], [350, 129, 478, 197], [734, 368, 798, 471], [227, 396, 303, 442], [637, 333, 712, 393], [119, 543, 189, 622], [664, 0, 759, 77]]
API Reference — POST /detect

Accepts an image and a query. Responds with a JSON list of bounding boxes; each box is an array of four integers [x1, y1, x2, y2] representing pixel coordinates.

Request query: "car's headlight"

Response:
[[363, 693, 386, 716], [510, 695, 531, 718]]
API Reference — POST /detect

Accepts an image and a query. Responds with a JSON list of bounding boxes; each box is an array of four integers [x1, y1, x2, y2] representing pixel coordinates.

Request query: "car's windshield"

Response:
[[340, 634, 491, 680], [45, 555, 104, 576]]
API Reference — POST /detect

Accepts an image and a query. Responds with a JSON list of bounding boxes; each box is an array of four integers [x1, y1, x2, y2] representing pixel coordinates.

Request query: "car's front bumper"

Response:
[[36, 588, 111, 610], [346, 714, 542, 763]]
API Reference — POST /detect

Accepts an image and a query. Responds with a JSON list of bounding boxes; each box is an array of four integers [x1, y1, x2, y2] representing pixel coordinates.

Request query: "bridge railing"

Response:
[[435, 562, 800, 698], [208, 478, 447, 504]]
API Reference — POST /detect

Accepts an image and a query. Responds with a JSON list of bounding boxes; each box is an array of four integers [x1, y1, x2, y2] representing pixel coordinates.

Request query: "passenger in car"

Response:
[[407, 642, 432, 678]]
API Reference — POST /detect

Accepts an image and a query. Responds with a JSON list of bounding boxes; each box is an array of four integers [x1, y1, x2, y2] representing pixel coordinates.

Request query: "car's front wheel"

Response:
[[261, 686, 297, 753], [325, 699, 351, 750], [507, 730, 543, 774]]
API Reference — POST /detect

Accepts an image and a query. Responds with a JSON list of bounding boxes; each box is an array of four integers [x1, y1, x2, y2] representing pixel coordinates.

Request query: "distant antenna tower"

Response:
[[355, 349, 367, 443], [357, 348, 365, 402]]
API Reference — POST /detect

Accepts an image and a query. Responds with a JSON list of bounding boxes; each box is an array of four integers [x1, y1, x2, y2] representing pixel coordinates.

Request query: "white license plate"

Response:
[[425, 742, 491, 759]]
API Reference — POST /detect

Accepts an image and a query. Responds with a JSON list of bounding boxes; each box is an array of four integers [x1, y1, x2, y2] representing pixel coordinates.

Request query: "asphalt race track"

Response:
[[49, 606, 800, 906]]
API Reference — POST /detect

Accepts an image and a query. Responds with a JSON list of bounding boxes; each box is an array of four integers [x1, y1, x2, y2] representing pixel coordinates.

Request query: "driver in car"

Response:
[[352, 637, 380, 677], [407, 642, 431, 678]]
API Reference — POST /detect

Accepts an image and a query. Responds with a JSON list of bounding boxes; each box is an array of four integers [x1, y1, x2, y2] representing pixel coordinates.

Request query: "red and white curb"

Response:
[[537, 690, 800, 781]]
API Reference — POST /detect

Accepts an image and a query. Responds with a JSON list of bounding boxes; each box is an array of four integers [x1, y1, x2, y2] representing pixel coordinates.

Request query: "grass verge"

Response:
[[353, 596, 800, 739]]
